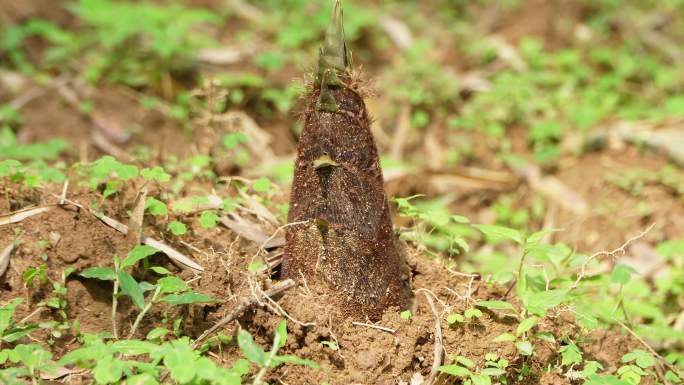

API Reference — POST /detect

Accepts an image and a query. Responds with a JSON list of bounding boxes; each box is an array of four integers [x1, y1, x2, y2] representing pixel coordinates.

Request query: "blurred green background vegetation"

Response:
[[2, 0, 683, 166]]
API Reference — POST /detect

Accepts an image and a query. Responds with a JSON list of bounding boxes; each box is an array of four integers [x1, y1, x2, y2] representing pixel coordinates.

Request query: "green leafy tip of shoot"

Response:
[[621, 349, 656, 369], [88, 156, 139, 181], [489, 315, 553, 359], [520, 288, 568, 317], [610, 264, 636, 286], [472, 224, 524, 245], [515, 316, 538, 337], [22, 265, 48, 288]]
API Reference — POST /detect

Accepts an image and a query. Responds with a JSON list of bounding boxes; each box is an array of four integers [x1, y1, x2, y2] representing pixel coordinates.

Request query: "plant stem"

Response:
[[252, 332, 281, 385], [517, 251, 528, 284], [112, 270, 119, 339], [127, 287, 160, 339]]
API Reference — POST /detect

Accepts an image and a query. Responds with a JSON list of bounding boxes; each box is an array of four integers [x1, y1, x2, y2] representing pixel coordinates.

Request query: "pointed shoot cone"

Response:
[[284, 0, 412, 320], [317, 0, 350, 84]]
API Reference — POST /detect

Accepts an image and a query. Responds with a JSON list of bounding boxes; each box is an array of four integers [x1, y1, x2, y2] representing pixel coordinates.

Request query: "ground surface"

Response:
[[1, 1, 683, 384]]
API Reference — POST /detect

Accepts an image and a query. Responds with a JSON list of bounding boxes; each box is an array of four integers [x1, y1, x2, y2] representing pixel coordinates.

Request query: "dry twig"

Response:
[[422, 291, 444, 385], [253, 220, 308, 273], [614, 318, 684, 383], [254, 281, 315, 327], [191, 279, 295, 349], [571, 223, 656, 289], [59, 180, 69, 205], [351, 322, 396, 334]]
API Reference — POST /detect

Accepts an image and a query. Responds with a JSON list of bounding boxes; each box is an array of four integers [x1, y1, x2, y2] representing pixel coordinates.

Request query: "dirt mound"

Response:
[[0, 183, 644, 384]]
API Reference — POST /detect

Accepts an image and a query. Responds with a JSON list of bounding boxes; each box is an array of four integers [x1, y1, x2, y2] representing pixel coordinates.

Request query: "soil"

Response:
[[1, 1, 680, 384], [492, 0, 586, 49], [0, 177, 656, 384]]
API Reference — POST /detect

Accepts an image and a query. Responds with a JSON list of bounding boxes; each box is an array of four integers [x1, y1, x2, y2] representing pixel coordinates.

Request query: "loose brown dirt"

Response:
[[1, 1, 679, 383], [0, 178, 651, 384]]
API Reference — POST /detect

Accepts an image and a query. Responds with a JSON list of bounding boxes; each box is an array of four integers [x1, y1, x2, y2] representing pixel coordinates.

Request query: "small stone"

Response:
[[49, 231, 61, 246], [356, 349, 377, 369]]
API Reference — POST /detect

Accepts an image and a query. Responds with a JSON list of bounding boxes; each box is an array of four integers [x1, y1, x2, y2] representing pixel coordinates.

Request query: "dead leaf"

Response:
[[220, 213, 284, 248], [91, 130, 131, 162], [127, 186, 148, 245], [226, 0, 264, 22], [238, 190, 279, 225], [582, 120, 684, 167], [488, 36, 527, 71], [428, 166, 519, 194], [196, 46, 244, 65], [625, 241, 667, 279], [221, 111, 275, 162], [93, 211, 129, 234], [423, 123, 444, 171], [170, 194, 223, 214], [380, 16, 413, 50], [616, 123, 684, 167], [0, 243, 13, 277], [262, 249, 285, 272], [91, 109, 131, 144], [389, 102, 411, 160], [142, 236, 204, 273], [459, 70, 492, 93], [513, 162, 589, 215], [410, 372, 425, 385], [0, 70, 27, 93], [0, 206, 51, 226], [40, 367, 85, 380]]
